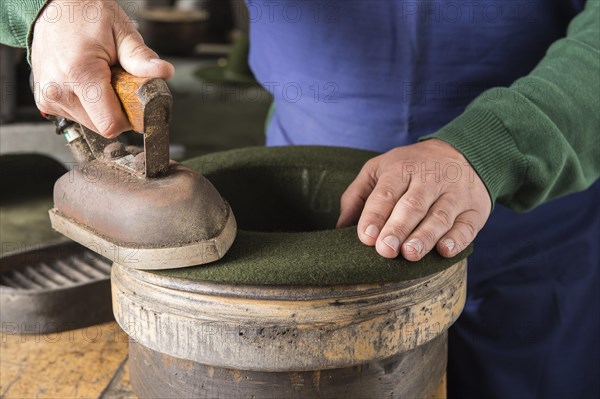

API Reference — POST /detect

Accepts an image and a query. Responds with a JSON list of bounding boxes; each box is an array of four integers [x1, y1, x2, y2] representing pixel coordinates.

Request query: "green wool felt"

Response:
[[154, 146, 471, 286]]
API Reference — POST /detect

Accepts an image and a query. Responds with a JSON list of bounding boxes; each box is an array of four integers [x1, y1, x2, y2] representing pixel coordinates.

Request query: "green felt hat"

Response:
[[195, 32, 258, 86], [154, 146, 471, 286]]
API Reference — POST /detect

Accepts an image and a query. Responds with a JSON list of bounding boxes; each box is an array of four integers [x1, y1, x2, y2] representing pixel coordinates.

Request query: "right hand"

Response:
[[31, 0, 174, 138]]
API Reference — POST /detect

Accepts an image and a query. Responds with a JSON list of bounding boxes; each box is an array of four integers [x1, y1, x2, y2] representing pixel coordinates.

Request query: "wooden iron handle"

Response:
[[110, 66, 172, 177], [110, 67, 171, 134]]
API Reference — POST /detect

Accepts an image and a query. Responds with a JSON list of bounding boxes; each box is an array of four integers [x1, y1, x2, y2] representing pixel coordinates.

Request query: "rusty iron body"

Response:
[[47, 68, 236, 269]]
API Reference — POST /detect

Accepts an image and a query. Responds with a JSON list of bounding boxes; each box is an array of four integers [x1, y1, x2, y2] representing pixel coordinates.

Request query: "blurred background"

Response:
[[0, 0, 271, 165]]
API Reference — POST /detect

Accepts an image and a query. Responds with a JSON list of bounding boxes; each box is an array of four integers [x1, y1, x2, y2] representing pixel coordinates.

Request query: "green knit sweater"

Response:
[[2, 1, 598, 211]]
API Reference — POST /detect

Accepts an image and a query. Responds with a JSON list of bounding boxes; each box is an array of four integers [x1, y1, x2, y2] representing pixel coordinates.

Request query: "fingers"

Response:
[[436, 210, 484, 258], [337, 162, 377, 228], [69, 62, 132, 138], [34, 64, 131, 138], [372, 186, 438, 258], [114, 25, 174, 79], [60, 94, 100, 133], [355, 175, 410, 246], [35, 79, 130, 138], [338, 141, 491, 262], [400, 196, 461, 261], [49, 97, 97, 133]]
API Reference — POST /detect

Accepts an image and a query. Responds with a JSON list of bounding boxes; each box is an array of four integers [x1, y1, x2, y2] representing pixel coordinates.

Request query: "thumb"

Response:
[[115, 29, 174, 79], [336, 160, 378, 228]]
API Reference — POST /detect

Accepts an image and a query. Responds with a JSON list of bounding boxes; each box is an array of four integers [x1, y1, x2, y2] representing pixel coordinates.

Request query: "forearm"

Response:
[[0, 0, 48, 59], [424, 0, 600, 211]]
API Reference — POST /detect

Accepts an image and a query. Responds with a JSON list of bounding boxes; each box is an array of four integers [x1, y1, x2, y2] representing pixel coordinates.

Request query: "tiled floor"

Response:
[[1, 322, 135, 399]]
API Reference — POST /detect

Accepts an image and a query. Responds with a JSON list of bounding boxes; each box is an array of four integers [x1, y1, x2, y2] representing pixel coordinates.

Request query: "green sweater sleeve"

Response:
[[0, 0, 48, 58], [423, 0, 600, 212]]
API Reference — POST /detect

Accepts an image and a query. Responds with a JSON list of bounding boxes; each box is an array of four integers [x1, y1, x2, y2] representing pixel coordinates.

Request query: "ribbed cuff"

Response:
[[420, 107, 529, 205], [25, 0, 50, 64]]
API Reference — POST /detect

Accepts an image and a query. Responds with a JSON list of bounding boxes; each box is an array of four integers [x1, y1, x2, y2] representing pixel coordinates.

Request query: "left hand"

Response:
[[337, 139, 492, 261]]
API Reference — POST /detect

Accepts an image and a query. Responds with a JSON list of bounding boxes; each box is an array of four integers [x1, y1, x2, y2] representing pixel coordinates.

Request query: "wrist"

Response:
[[420, 107, 527, 207]]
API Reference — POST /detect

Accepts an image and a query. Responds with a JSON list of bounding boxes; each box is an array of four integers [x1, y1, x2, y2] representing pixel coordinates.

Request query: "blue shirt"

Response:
[[249, 0, 578, 151]]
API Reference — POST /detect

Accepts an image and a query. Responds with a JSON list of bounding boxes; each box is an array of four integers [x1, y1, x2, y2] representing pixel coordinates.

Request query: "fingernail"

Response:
[[365, 224, 379, 239], [443, 239, 456, 254], [382, 236, 400, 253], [405, 239, 424, 255], [148, 57, 162, 64]]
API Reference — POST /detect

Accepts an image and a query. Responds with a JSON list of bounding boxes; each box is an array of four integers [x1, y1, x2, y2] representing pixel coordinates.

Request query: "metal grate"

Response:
[[1, 249, 111, 290]]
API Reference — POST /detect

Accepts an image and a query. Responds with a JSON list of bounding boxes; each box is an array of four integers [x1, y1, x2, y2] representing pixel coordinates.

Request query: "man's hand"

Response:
[[31, 0, 174, 138], [337, 139, 492, 261]]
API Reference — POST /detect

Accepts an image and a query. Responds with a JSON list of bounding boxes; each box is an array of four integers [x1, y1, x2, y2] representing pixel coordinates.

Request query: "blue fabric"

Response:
[[247, 0, 599, 397], [451, 186, 600, 398]]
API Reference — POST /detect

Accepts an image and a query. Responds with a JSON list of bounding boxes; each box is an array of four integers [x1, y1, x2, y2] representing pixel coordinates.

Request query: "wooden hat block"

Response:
[[111, 146, 470, 398]]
